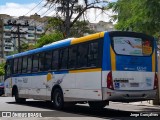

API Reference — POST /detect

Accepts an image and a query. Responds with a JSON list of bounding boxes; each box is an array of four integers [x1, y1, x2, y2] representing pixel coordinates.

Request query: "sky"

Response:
[[0, 0, 40, 5], [0, 0, 117, 23]]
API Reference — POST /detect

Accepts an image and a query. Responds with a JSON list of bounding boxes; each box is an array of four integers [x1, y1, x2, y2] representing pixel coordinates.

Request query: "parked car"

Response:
[[0, 82, 4, 96]]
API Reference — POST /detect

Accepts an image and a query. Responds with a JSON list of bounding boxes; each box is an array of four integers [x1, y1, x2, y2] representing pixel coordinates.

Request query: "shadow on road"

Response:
[[6, 100, 146, 119]]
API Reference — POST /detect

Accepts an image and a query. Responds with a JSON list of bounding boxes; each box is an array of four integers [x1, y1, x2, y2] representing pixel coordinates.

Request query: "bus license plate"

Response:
[[130, 83, 139, 87]]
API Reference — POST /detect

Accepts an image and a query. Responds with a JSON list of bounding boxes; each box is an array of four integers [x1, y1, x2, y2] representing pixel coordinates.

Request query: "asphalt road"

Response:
[[0, 96, 160, 120]]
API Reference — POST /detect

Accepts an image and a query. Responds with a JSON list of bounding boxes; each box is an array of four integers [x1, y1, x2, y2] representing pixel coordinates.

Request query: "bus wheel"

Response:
[[14, 89, 26, 103], [88, 101, 107, 109], [52, 88, 64, 110]]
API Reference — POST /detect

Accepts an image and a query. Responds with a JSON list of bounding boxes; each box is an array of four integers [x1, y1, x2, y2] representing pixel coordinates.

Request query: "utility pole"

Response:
[[4, 19, 29, 53], [34, 23, 37, 44]]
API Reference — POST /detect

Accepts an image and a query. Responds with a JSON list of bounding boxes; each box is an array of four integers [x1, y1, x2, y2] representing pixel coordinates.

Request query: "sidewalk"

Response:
[[109, 101, 160, 114], [128, 100, 156, 106]]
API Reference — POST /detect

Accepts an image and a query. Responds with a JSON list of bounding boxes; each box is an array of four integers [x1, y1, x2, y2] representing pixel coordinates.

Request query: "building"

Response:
[[88, 21, 114, 32], [0, 14, 46, 58]]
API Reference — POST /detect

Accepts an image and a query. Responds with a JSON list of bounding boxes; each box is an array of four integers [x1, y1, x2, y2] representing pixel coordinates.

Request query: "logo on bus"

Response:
[[137, 67, 146, 71]]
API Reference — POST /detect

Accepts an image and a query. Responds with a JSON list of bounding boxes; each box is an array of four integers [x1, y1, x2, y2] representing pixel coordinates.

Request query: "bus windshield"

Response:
[[112, 36, 153, 56]]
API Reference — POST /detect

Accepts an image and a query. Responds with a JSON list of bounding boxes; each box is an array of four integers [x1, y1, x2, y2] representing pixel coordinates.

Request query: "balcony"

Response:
[[28, 26, 35, 33], [26, 33, 35, 40], [3, 26, 12, 32], [36, 27, 44, 34], [4, 44, 14, 52], [3, 33, 11, 38]]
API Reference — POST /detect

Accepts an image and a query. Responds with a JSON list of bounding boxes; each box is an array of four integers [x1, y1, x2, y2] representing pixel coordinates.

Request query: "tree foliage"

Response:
[[108, 0, 160, 36], [46, 0, 108, 37], [70, 20, 95, 37], [0, 63, 5, 76], [46, 17, 95, 37], [36, 31, 64, 48]]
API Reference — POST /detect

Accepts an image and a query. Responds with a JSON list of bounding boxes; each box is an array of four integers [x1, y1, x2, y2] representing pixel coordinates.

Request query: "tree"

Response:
[[46, 17, 95, 37], [46, 0, 108, 37], [20, 43, 29, 52], [36, 31, 64, 48], [107, 0, 160, 36], [70, 20, 95, 37], [0, 63, 5, 76]]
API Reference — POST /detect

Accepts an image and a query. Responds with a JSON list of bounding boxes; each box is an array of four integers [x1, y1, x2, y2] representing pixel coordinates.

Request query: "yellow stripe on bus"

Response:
[[152, 50, 155, 72], [69, 68, 101, 73], [71, 32, 104, 45], [110, 46, 116, 71]]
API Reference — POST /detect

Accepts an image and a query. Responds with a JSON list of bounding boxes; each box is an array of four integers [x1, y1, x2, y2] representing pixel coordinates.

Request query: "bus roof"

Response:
[[6, 32, 105, 60], [6, 38, 71, 59]]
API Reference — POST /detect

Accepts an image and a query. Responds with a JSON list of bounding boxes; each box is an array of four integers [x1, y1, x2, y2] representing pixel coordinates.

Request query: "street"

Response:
[[0, 96, 160, 120]]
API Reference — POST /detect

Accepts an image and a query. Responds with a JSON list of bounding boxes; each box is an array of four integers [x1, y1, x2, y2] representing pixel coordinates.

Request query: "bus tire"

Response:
[[88, 101, 107, 109], [14, 88, 26, 103], [52, 88, 64, 110]]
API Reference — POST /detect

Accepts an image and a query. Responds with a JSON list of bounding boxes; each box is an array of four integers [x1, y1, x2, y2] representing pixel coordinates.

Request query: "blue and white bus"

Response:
[[4, 31, 158, 109]]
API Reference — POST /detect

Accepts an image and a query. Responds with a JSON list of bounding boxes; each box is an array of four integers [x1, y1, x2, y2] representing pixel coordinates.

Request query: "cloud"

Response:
[[0, 2, 50, 17], [0, 2, 113, 23]]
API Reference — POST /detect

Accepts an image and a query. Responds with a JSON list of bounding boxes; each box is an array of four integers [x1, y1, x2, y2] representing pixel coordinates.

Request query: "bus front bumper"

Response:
[[102, 88, 157, 102]]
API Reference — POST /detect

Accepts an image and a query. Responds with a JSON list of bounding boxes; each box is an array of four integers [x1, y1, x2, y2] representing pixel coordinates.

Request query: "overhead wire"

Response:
[[10, 0, 45, 32], [24, 0, 44, 16]]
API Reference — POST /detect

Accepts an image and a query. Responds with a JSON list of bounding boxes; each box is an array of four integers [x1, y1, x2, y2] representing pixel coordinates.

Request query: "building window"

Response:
[[28, 34, 34, 37], [36, 27, 42, 32], [5, 47, 11, 49], [4, 26, 12, 30], [28, 26, 35, 31], [5, 39, 11, 43], [5, 33, 11, 36]]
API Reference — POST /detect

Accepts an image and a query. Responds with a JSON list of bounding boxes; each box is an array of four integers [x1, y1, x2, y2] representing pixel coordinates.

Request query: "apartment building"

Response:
[[0, 13, 46, 58], [88, 21, 114, 32]]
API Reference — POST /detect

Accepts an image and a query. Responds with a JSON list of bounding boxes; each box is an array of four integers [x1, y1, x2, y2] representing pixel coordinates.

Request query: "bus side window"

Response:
[[13, 58, 18, 74], [22, 56, 28, 73], [44, 51, 52, 71], [52, 50, 59, 70], [32, 54, 39, 72], [18, 58, 22, 73], [39, 53, 45, 71], [59, 48, 68, 70], [88, 41, 99, 67], [27, 56, 32, 73], [68, 46, 77, 69], [77, 43, 88, 68]]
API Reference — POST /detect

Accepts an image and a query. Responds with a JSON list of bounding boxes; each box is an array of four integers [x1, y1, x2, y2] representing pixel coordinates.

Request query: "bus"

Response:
[[4, 31, 158, 109]]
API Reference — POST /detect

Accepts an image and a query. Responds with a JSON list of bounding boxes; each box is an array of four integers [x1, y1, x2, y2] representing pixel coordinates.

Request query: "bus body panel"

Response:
[[101, 31, 157, 101], [102, 87, 157, 102], [4, 31, 157, 104], [52, 71, 102, 101], [4, 78, 12, 96], [112, 71, 154, 90], [5, 70, 103, 101]]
